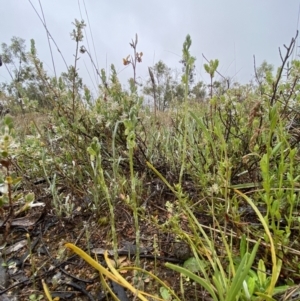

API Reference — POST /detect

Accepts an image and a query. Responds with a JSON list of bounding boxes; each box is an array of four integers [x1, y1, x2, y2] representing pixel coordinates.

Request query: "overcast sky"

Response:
[[1, 1, 300, 95]]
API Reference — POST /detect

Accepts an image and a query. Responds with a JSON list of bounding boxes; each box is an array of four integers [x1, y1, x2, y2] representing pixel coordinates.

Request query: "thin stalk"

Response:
[[179, 66, 189, 185], [129, 146, 140, 268]]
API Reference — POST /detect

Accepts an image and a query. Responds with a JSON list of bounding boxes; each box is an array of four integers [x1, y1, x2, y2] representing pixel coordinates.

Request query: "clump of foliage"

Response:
[[0, 115, 35, 244], [1, 16, 300, 300]]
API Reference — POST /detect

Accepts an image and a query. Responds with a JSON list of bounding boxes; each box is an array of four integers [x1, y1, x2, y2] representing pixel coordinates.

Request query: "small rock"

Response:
[[173, 241, 193, 261]]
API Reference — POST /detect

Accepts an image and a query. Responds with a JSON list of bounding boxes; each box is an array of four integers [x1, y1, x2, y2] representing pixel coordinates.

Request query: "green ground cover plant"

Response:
[[1, 14, 300, 301]]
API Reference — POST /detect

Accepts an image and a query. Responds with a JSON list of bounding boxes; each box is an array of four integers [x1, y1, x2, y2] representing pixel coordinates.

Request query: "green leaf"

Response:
[[87, 146, 96, 157], [247, 275, 256, 297], [183, 257, 201, 273], [160, 287, 172, 301], [225, 240, 260, 301], [271, 142, 283, 157], [257, 259, 267, 286], [255, 292, 277, 301], [1, 151, 8, 158], [25, 192, 35, 203], [240, 234, 247, 258], [204, 64, 210, 74]]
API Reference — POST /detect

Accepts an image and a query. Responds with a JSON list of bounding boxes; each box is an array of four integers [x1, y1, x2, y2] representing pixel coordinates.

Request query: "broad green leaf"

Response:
[[183, 257, 201, 273], [160, 287, 172, 301], [257, 259, 266, 287]]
